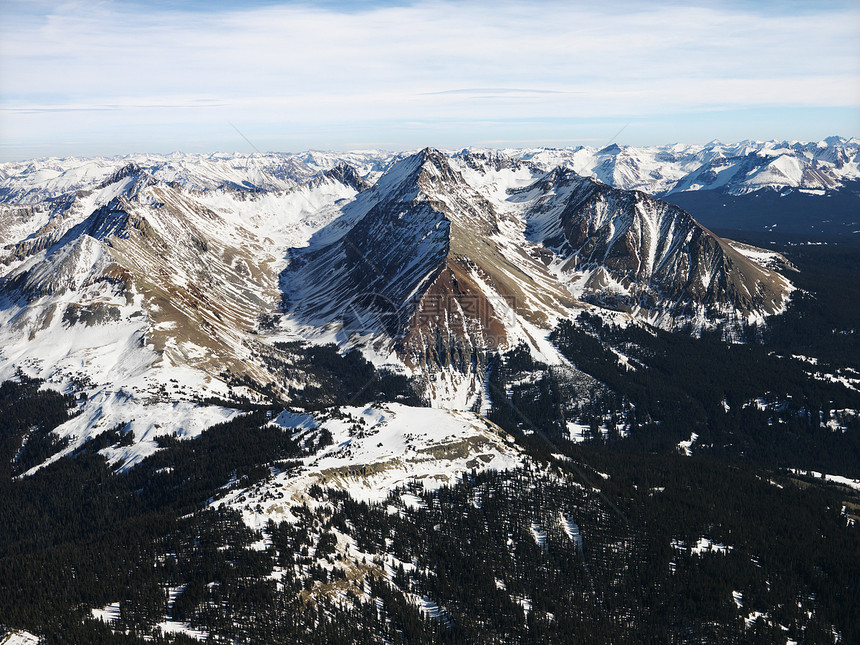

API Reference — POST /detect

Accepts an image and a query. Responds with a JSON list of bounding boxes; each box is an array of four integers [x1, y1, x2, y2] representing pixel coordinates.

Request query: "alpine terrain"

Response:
[[0, 139, 858, 644]]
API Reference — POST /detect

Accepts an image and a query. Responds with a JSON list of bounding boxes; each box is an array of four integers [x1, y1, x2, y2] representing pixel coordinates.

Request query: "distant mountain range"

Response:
[[3, 136, 857, 236], [3, 137, 858, 201], [517, 136, 860, 196]]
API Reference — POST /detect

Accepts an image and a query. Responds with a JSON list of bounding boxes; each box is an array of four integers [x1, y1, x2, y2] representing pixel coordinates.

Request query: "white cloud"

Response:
[[1, 0, 858, 157]]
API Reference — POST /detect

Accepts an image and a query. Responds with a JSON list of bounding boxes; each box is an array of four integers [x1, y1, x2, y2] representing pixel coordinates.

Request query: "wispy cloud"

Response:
[[423, 89, 571, 96], [0, 0, 858, 159]]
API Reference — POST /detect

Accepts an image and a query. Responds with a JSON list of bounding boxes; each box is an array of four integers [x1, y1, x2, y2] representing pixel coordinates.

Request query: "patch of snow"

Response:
[[400, 493, 428, 510], [0, 632, 40, 645], [156, 621, 209, 641], [560, 513, 583, 553], [787, 469, 860, 491], [678, 432, 698, 456], [272, 410, 318, 432], [91, 602, 120, 624], [745, 610, 769, 629], [672, 536, 733, 556], [414, 596, 452, 627], [516, 595, 533, 615], [530, 521, 548, 550], [727, 241, 795, 272], [692, 536, 732, 555]]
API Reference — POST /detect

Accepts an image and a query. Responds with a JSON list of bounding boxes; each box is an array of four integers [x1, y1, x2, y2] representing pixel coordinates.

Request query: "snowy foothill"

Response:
[[213, 402, 523, 529], [20, 390, 245, 475]]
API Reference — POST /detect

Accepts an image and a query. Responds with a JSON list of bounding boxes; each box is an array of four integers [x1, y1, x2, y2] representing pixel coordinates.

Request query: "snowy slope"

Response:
[[215, 402, 522, 528], [0, 161, 369, 468], [517, 169, 793, 329], [0, 162, 365, 391]]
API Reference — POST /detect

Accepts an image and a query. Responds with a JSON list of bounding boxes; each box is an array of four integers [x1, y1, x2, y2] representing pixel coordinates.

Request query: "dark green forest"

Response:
[[1, 374, 858, 643]]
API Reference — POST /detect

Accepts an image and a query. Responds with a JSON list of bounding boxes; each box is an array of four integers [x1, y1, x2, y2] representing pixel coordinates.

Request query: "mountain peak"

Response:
[[523, 176, 792, 326], [365, 147, 464, 207], [417, 146, 445, 159], [1, 145, 804, 409], [320, 162, 370, 192], [96, 162, 150, 189]]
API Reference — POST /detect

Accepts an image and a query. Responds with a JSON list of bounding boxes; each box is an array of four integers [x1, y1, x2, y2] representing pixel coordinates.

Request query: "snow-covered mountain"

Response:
[[280, 149, 575, 360], [0, 142, 802, 471], [2, 143, 858, 645], [0, 150, 400, 204], [504, 136, 860, 196], [3, 137, 857, 206], [519, 168, 791, 329]]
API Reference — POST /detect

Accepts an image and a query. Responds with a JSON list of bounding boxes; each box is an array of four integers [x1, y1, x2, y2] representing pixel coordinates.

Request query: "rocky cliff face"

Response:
[[279, 149, 578, 374], [521, 169, 793, 328]]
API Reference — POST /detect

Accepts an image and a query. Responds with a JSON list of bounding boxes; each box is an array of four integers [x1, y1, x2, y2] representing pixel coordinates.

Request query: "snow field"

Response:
[[214, 403, 522, 531]]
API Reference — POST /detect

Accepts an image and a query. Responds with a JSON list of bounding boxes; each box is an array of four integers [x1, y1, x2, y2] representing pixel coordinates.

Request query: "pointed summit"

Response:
[[280, 147, 576, 374], [363, 148, 451, 202], [96, 162, 154, 192], [320, 162, 370, 192]]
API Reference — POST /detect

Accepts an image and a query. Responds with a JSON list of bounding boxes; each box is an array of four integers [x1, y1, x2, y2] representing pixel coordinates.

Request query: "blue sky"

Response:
[[1, 0, 858, 160]]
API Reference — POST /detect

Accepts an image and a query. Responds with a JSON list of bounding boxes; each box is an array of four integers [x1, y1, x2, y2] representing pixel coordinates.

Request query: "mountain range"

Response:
[[1, 138, 859, 644], [0, 142, 803, 466], [3, 136, 858, 202]]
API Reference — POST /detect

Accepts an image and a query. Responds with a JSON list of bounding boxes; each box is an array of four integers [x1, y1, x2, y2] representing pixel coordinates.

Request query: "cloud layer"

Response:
[[1, 0, 858, 158]]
